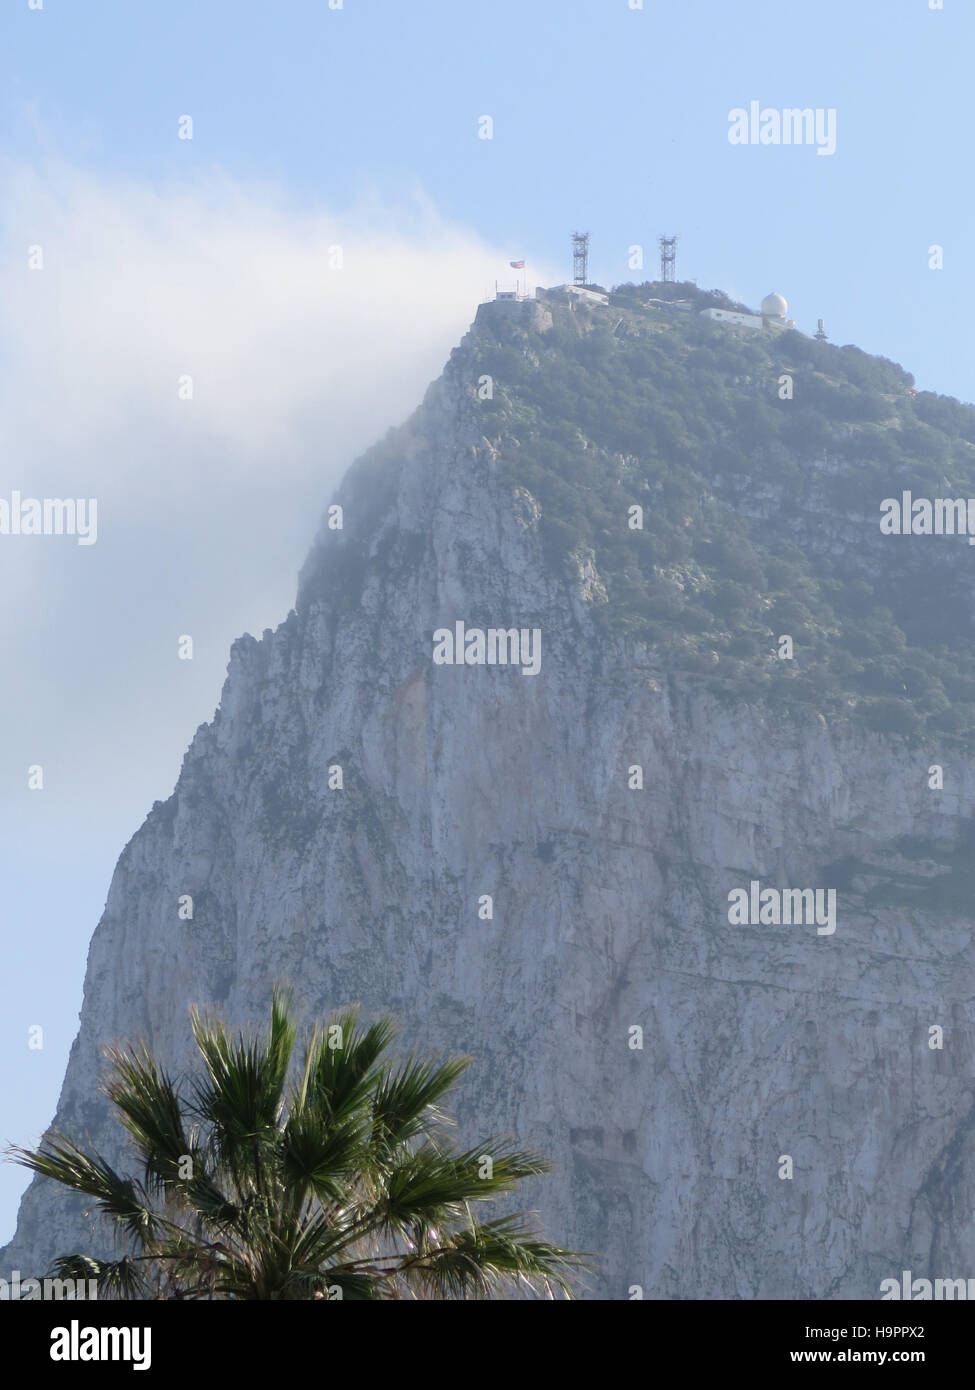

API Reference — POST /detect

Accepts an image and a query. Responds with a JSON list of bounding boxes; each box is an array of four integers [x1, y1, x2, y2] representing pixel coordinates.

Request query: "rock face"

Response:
[[5, 295, 975, 1299]]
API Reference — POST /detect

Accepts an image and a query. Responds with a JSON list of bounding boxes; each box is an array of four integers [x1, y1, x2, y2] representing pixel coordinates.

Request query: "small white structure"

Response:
[[761, 291, 788, 317], [760, 291, 796, 330], [535, 283, 610, 308], [564, 284, 609, 306], [701, 291, 798, 333], [700, 307, 763, 330]]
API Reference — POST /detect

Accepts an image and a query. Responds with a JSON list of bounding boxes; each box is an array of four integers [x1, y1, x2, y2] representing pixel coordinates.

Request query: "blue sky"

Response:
[[4, 0, 972, 391], [1, 0, 970, 1243]]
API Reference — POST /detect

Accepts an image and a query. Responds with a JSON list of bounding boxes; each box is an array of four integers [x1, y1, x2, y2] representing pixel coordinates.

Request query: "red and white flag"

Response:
[[509, 260, 525, 269]]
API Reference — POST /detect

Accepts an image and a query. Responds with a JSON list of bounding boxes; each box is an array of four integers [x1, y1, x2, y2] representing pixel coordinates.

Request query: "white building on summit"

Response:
[[760, 291, 795, 329], [700, 306, 763, 330], [700, 291, 797, 333]]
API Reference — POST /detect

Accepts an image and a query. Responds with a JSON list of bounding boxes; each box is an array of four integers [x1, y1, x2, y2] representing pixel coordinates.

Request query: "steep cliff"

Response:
[[6, 287, 975, 1298]]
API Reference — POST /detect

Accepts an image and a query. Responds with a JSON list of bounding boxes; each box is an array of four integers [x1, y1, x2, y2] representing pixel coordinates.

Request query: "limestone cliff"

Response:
[[5, 290, 975, 1298]]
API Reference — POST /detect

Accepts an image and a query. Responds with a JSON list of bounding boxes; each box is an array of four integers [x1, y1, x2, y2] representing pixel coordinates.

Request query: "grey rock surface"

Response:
[[5, 300, 975, 1298]]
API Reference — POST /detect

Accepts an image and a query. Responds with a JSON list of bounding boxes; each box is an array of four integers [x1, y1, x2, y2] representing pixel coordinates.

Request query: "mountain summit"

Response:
[[6, 282, 975, 1297]]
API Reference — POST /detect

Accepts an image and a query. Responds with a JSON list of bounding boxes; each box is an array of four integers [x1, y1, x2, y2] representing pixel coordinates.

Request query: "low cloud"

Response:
[[0, 160, 532, 809]]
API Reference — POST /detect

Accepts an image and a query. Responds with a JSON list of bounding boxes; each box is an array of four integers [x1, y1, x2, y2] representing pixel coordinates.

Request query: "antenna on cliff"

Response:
[[815, 318, 828, 341], [659, 235, 678, 283], [571, 231, 590, 287]]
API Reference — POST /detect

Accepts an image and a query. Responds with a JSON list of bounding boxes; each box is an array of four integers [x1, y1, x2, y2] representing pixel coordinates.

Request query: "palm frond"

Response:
[[280, 1107, 367, 1202], [297, 1009, 398, 1125], [406, 1214, 586, 1299], [188, 988, 296, 1185], [101, 1043, 197, 1191], [6, 991, 583, 1299], [7, 1139, 161, 1247], [49, 1252, 155, 1300], [371, 1054, 470, 1149]]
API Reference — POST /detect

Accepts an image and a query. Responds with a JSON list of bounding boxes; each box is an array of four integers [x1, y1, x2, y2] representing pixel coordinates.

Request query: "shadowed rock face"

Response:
[[5, 297, 975, 1299]]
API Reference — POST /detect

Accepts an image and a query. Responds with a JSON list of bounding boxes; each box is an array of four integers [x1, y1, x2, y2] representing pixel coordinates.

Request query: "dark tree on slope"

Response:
[[8, 992, 583, 1300]]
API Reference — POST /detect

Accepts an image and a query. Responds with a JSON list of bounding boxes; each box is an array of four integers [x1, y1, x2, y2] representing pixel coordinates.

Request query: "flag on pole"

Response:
[[509, 260, 525, 269]]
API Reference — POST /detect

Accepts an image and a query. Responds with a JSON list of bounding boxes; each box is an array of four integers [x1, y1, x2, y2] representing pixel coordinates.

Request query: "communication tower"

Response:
[[571, 231, 590, 287]]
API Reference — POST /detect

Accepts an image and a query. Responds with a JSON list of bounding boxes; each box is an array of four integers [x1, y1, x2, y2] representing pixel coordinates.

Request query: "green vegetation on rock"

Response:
[[468, 281, 975, 742]]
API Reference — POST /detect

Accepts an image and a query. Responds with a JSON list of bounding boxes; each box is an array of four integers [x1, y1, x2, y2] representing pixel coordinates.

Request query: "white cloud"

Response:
[[0, 162, 513, 490], [0, 160, 549, 811]]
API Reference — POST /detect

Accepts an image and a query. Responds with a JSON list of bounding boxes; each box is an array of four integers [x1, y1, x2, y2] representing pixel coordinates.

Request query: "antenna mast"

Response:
[[658, 235, 678, 283], [571, 231, 590, 287]]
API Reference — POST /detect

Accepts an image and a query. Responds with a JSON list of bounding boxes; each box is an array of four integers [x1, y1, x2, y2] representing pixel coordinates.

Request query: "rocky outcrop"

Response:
[[5, 298, 975, 1298]]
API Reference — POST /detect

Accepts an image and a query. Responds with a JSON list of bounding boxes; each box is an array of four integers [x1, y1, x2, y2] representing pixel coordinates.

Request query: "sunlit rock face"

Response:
[[6, 295, 975, 1299]]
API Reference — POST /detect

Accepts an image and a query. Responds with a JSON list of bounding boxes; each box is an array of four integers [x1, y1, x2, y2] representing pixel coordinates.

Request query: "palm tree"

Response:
[[8, 991, 584, 1299]]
